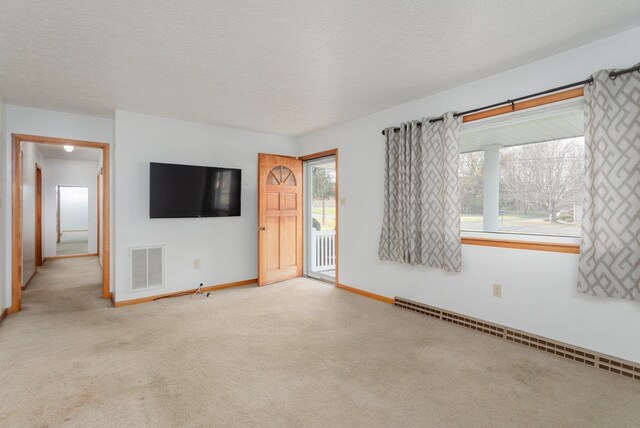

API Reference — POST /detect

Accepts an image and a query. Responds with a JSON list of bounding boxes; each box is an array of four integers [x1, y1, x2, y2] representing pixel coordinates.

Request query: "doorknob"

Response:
[[257, 226, 266, 231]]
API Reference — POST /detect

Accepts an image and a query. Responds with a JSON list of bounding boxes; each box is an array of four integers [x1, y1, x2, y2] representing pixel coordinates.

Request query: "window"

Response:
[[459, 100, 584, 238], [459, 150, 484, 231]]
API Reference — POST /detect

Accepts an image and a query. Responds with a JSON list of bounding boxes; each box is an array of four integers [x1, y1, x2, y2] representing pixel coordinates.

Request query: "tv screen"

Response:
[[150, 162, 241, 218]]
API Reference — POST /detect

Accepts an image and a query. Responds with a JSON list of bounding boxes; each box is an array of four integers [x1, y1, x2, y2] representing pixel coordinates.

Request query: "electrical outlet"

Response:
[[492, 284, 502, 297], [193, 259, 201, 269]]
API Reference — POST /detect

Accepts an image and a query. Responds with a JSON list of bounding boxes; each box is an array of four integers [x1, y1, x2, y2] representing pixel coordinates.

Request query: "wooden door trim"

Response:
[[461, 237, 580, 253], [35, 164, 43, 267], [334, 151, 339, 285], [299, 149, 337, 161], [299, 149, 339, 285], [97, 174, 100, 257], [337, 283, 393, 304], [10, 134, 111, 314]]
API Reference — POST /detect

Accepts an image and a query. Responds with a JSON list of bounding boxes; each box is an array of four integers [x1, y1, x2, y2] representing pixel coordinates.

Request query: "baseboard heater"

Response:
[[394, 297, 640, 382]]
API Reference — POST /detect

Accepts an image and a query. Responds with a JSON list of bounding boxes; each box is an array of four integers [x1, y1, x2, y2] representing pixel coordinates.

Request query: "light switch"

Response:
[[340, 197, 346, 206]]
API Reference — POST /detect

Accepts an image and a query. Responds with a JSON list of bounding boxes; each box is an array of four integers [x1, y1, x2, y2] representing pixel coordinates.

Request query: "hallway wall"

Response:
[[59, 186, 89, 232], [98, 158, 104, 267], [43, 159, 100, 257], [0, 96, 5, 310], [20, 143, 45, 286]]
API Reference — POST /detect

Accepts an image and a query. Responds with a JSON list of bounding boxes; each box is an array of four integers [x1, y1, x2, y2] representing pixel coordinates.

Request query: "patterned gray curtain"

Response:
[[379, 112, 462, 272], [578, 68, 640, 300]]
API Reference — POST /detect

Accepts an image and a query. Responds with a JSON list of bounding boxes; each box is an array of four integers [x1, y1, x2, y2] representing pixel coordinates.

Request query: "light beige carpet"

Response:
[[56, 231, 89, 255], [1, 257, 639, 427]]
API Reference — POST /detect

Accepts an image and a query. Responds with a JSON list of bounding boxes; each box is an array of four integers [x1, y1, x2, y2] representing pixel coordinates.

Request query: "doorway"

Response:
[[256, 149, 339, 287], [303, 155, 337, 283], [56, 185, 90, 256], [10, 134, 111, 314]]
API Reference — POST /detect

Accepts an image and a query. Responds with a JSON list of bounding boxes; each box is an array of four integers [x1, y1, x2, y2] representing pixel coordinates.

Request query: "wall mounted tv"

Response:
[[150, 162, 241, 218]]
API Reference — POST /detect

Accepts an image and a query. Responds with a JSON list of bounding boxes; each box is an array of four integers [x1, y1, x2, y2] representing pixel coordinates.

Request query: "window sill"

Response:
[[461, 232, 580, 254]]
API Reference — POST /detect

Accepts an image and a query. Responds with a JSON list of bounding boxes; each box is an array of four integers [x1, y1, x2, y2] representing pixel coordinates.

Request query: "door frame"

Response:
[[97, 174, 101, 256], [299, 149, 339, 285], [10, 134, 111, 313], [35, 164, 43, 267]]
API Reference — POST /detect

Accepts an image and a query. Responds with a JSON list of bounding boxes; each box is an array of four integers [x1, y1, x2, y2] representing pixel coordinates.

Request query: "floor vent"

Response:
[[394, 297, 640, 381], [130, 246, 164, 290]]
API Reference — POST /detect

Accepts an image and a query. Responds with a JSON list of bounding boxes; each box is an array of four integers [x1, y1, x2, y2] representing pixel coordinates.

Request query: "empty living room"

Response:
[[1, 1, 640, 427]]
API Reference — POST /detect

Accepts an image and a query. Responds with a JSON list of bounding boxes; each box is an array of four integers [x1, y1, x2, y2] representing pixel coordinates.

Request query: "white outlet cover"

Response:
[[193, 259, 201, 269], [340, 197, 346, 206], [492, 284, 502, 297]]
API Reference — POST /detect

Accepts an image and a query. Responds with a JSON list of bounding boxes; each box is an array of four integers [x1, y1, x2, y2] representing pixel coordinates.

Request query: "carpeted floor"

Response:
[[1, 257, 639, 427], [56, 231, 89, 255]]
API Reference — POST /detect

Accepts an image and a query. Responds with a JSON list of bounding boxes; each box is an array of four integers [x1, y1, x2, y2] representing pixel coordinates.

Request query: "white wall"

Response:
[[20, 143, 45, 285], [98, 155, 104, 267], [44, 159, 99, 256], [295, 26, 640, 363], [0, 96, 5, 309], [113, 111, 296, 302], [3, 106, 113, 304], [59, 186, 89, 231]]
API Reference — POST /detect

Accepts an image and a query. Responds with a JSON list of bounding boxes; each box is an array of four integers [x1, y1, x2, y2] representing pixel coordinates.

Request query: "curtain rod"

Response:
[[381, 63, 640, 135]]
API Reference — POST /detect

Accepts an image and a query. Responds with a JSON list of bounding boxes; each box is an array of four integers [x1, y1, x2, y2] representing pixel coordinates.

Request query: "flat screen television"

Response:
[[150, 162, 241, 218]]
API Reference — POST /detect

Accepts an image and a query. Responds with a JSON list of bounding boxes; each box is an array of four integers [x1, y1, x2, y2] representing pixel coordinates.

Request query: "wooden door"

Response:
[[35, 165, 43, 266], [258, 154, 303, 285]]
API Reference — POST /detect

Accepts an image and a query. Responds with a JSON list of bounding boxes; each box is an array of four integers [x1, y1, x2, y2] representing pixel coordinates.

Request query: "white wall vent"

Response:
[[130, 246, 164, 290]]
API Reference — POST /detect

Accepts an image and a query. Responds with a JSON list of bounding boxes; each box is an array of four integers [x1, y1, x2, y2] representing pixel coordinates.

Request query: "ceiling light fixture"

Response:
[[63, 145, 74, 152]]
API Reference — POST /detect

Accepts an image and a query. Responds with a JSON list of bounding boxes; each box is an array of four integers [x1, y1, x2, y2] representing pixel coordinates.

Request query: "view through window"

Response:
[[304, 156, 337, 283], [459, 101, 585, 237]]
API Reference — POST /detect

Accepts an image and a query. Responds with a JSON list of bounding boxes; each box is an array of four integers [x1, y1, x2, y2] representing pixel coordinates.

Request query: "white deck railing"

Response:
[[311, 229, 336, 272]]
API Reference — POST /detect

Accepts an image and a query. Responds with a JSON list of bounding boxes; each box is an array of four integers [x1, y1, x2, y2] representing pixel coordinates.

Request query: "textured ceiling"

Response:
[[1, 1, 640, 137]]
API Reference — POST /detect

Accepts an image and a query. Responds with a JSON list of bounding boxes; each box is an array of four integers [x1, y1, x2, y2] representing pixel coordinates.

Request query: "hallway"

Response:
[[20, 256, 105, 312]]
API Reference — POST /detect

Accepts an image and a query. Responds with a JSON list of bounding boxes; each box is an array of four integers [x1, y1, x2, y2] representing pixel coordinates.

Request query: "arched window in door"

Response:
[[267, 165, 296, 186]]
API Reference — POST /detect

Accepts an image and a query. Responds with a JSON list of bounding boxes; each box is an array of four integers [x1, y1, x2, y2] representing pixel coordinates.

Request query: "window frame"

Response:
[[458, 87, 584, 253]]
